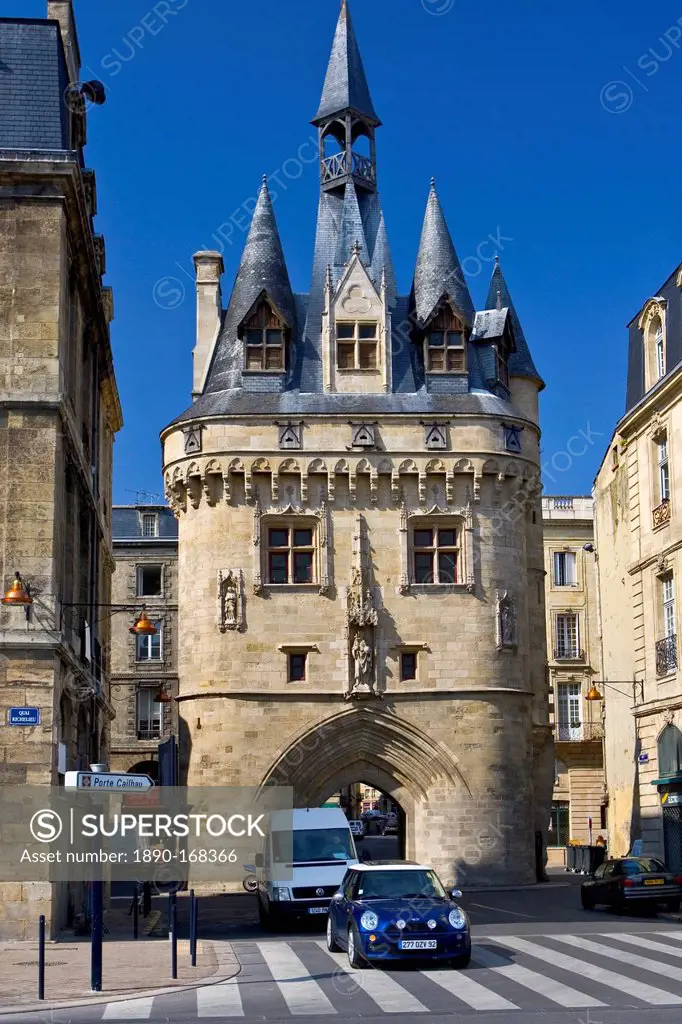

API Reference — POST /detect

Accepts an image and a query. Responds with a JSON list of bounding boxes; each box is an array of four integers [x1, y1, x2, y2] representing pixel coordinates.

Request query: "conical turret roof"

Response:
[[485, 258, 544, 387], [411, 180, 474, 327], [313, 0, 380, 125]]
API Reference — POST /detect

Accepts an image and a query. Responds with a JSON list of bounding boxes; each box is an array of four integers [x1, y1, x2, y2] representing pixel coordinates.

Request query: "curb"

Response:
[[0, 942, 240, 1017], [463, 882, 571, 893]]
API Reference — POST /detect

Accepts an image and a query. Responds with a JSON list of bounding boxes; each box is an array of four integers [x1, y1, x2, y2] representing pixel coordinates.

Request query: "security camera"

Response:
[[583, 543, 596, 553]]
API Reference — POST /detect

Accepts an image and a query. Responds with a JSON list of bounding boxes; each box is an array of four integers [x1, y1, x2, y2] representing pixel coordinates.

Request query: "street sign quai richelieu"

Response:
[[7, 707, 40, 726]]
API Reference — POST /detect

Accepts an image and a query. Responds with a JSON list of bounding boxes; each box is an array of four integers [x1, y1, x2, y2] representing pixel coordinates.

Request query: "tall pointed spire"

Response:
[[485, 258, 543, 387], [313, 0, 380, 125], [412, 180, 474, 327], [334, 178, 367, 266]]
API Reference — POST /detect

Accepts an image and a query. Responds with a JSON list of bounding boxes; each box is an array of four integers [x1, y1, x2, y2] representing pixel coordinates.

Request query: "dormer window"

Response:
[[336, 321, 378, 370], [243, 298, 286, 372], [494, 340, 509, 388], [424, 305, 467, 374], [639, 300, 667, 391]]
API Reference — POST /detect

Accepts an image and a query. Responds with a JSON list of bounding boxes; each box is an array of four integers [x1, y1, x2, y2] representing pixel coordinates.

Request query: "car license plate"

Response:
[[399, 940, 437, 950], [308, 907, 327, 914], [644, 879, 665, 885]]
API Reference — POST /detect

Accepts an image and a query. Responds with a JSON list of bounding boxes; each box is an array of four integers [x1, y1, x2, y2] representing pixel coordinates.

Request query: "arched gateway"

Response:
[[164, 0, 553, 888]]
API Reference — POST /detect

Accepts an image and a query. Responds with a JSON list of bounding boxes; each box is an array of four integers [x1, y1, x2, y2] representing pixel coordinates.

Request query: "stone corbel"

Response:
[[418, 472, 427, 506], [370, 468, 379, 506], [349, 466, 357, 504], [245, 470, 254, 505], [648, 411, 667, 443], [391, 471, 401, 506], [301, 469, 309, 507], [446, 471, 455, 506], [327, 471, 336, 505], [271, 471, 279, 504], [473, 471, 482, 503]]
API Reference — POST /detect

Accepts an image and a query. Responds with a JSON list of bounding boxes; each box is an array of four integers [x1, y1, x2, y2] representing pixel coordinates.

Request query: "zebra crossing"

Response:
[[39, 930, 682, 1020]]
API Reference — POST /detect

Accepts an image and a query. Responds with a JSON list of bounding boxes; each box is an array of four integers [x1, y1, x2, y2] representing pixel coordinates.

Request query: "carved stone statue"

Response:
[[498, 591, 517, 648], [351, 633, 373, 691], [219, 569, 244, 632], [224, 583, 238, 626]]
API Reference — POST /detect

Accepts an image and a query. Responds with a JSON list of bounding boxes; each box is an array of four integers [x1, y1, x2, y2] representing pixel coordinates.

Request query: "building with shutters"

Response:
[[594, 262, 682, 872], [162, 0, 553, 885], [542, 496, 605, 864]]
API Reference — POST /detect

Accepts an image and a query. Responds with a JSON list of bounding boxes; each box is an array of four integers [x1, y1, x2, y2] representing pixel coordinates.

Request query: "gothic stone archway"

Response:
[[260, 706, 470, 878]]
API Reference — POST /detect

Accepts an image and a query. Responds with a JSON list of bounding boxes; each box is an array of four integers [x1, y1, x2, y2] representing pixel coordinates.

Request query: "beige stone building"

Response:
[[109, 505, 179, 781], [162, 1, 553, 886], [0, 1, 122, 936], [542, 496, 605, 865], [594, 262, 682, 872]]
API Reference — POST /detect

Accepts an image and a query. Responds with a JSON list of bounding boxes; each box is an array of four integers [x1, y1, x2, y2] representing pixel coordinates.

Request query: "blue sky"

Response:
[[7, 0, 682, 501]]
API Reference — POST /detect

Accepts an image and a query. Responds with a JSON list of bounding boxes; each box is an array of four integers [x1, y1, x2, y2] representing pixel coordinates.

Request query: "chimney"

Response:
[[192, 252, 224, 398], [47, 1, 81, 84]]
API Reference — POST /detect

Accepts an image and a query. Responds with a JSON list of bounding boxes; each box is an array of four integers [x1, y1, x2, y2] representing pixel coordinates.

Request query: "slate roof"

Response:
[[411, 181, 475, 328], [169, 2, 541, 429], [472, 308, 510, 342], [112, 506, 178, 541], [312, 0, 380, 126], [485, 259, 544, 387], [0, 19, 70, 151], [204, 177, 295, 394]]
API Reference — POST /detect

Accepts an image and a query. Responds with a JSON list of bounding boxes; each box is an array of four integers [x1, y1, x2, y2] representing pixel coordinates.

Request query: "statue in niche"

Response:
[[219, 570, 244, 632], [351, 633, 373, 692], [497, 591, 517, 648]]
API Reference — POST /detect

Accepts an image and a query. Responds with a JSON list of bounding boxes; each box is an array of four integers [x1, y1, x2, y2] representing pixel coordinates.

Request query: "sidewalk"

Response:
[[0, 927, 239, 1015]]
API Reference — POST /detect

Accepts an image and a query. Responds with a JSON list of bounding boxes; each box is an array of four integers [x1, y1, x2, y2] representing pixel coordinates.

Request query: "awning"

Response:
[[650, 774, 682, 786]]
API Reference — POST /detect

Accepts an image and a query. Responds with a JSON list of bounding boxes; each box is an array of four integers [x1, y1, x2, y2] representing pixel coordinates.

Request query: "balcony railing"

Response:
[[137, 725, 162, 741], [653, 499, 671, 529], [556, 722, 604, 742], [656, 634, 678, 677], [554, 647, 585, 662], [321, 150, 376, 187]]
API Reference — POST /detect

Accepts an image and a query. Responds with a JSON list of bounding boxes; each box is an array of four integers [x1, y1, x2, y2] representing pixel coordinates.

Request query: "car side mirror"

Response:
[[332, 891, 344, 901], [254, 853, 264, 868], [450, 888, 462, 899]]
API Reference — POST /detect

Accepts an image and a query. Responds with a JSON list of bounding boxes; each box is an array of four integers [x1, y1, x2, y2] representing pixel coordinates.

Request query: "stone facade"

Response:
[[0, 2, 122, 937], [595, 265, 682, 870], [109, 506, 179, 780], [161, 1, 553, 886], [542, 496, 605, 865]]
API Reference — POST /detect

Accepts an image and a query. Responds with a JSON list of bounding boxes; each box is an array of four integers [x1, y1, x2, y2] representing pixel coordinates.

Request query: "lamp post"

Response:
[[585, 679, 644, 705]]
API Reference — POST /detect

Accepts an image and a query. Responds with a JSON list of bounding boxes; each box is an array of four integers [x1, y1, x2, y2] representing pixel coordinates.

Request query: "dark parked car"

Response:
[[581, 857, 682, 912], [326, 862, 471, 968]]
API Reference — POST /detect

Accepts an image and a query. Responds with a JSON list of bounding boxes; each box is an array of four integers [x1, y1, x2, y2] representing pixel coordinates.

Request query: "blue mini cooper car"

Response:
[[326, 862, 471, 968]]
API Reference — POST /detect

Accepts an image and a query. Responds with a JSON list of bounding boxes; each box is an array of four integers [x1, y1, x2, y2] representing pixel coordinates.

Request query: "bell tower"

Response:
[[312, 0, 380, 194]]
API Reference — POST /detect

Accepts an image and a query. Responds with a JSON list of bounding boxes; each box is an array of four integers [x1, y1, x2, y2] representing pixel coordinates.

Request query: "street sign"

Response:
[[638, 752, 649, 764], [7, 707, 40, 726], [662, 791, 682, 806], [64, 771, 154, 790]]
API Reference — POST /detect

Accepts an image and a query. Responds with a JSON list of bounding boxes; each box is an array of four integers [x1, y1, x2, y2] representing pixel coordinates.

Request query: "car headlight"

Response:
[[360, 911, 379, 931], [427, 919, 437, 930], [272, 887, 291, 902], [395, 918, 407, 930], [448, 908, 467, 929]]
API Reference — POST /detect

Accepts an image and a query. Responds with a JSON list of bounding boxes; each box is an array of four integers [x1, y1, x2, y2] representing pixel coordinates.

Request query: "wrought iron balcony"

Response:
[[137, 725, 162, 741], [556, 722, 604, 742], [653, 499, 671, 529], [554, 647, 585, 661], [321, 150, 376, 188], [656, 634, 678, 677]]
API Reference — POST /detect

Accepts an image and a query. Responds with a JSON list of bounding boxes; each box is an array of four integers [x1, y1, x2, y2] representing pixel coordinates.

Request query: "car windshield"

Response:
[[271, 828, 354, 864], [621, 858, 666, 874], [355, 870, 446, 899]]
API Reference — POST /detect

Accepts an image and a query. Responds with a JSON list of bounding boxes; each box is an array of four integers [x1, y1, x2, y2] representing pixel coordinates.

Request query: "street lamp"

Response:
[[585, 679, 644, 704], [2, 571, 33, 607]]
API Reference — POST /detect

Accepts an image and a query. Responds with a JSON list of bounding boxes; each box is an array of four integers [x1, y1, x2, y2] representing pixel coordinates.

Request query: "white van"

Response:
[[256, 807, 358, 928]]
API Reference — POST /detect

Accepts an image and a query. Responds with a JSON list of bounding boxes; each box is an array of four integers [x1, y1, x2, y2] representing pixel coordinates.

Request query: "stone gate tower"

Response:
[[162, 0, 553, 884]]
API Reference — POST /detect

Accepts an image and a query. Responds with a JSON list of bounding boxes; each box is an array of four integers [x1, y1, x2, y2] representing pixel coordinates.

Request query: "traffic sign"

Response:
[[7, 707, 40, 726], [64, 771, 155, 790]]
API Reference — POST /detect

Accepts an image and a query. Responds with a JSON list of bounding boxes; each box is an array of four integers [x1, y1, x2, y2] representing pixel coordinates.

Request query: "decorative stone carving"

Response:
[[503, 424, 523, 453], [350, 422, 376, 449], [655, 553, 671, 578], [183, 425, 203, 455], [346, 515, 380, 699], [424, 423, 448, 450], [496, 590, 518, 649], [648, 412, 667, 443], [278, 422, 302, 450], [218, 569, 245, 632], [399, 504, 475, 594], [663, 707, 675, 726]]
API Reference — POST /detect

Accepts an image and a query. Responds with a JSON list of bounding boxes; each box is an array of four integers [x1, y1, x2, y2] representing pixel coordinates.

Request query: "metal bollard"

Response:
[[38, 915, 45, 1001], [133, 885, 139, 941], [191, 892, 198, 968], [171, 900, 178, 980], [168, 891, 174, 942]]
